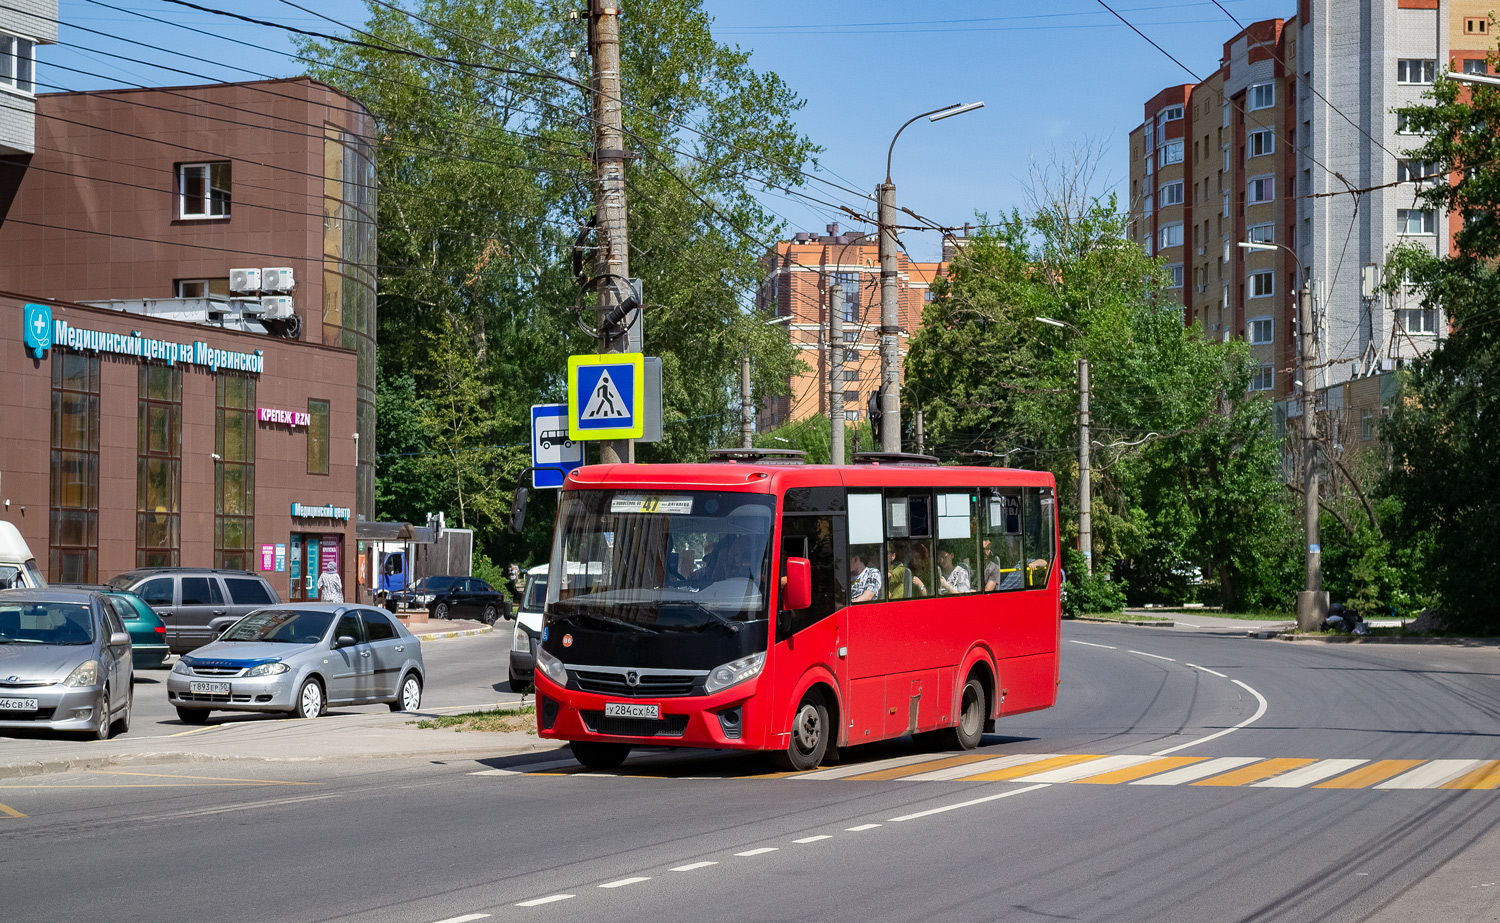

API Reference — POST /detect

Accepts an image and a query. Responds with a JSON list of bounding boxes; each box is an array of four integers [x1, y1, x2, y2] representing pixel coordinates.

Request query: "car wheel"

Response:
[[389, 673, 422, 712], [433, 601, 451, 620], [770, 690, 829, 772], [570, 741, 631, 770], [935, 674, 987, 751], [508, 670, 532, 694], [111, 686, 133, 736], [176, 706, 210, 724], [89, 688, 112, 741], [481, 604, 498, 625], [293, 678, 326, 719]]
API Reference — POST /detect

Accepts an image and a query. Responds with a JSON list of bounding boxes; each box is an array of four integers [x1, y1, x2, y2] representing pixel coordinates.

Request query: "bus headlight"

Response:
[[703, 652, 765, 695], [535, 646, 568, 686], [511, 627, 532, 654]]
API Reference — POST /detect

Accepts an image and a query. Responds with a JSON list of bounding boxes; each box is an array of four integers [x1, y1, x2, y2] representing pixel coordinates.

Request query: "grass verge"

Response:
[[411, 705, 537, 734]]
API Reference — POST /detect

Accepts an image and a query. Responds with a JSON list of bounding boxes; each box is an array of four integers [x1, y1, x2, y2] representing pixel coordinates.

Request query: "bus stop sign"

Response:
[[531, 403, 583, 488], [568, 353, 644, 441]]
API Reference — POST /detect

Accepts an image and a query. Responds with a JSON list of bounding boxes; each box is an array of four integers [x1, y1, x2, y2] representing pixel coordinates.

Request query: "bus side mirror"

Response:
[[509, 487, 529, 535], [784, 557, 812, 611]]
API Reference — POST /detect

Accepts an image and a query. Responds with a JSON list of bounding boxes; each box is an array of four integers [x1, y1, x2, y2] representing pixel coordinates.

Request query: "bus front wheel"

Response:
[[936, 675, 987, 751], [771, 691, 829, 772], [571, 741, 631, 770]]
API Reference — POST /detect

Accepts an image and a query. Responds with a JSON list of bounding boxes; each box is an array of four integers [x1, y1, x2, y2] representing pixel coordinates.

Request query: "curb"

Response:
[[412, 625, 495, 642], [1070, 616, 1176, 627], [1265, 633, 1500, 647]]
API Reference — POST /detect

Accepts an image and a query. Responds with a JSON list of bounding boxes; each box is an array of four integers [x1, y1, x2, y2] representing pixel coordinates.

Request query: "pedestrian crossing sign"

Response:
[[568, 353, 645, 440]]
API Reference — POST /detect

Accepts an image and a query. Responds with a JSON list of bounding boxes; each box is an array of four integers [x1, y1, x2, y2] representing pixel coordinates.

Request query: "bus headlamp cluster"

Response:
[[536, 646, 568, 685], [703, 652, 766, 695]]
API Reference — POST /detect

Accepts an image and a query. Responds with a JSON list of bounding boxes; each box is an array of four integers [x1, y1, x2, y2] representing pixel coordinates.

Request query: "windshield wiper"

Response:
[[662, 600, 744, 633], [565, 610, 659, 635]]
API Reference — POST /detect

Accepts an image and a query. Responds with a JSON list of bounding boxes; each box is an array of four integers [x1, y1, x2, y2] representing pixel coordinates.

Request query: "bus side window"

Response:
[[884, 491, 934, 598], [776, 514, 845, 641], [848, 492, 884, 604], [936, 492, 978, 595], [981, 488, 1024, 592], [1023, 488, 1057, 588]]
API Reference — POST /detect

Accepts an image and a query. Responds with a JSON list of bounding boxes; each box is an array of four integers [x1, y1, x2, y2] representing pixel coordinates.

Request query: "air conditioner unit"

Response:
[[229, 268, 261, 294], [1196, 284, 1208, 294], [1197, 246, 1207, 255], [261, 267, 295, 293], [260, 296, 294, 319]]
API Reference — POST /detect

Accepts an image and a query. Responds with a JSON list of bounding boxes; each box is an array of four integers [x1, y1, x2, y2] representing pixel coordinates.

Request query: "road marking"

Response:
[[1152, 678, 1269, 755], [793, 835, 832, 843], [598, 877, 651, 889], [1130, 757, 1262, 785], [1316, 760, 1425, 789], [908, 753, 1060, 781], [845, 823, 881, 831], [791, 751, 953, 780], [1073, 756, 1208, 785], [432, 915, 491, 923], [670, 861, 717, 872], [1252, 759, 1368, 788], [841, 752, 999, 782], [1443, 761, 1500, 790], [515, 895, 574, 907], [888, 783, 1050, 821], [88, 770, 316, 785], [1068, 640, 1116, 649], [1014, 754, 1161, 783], [168, 724, 224, 737], [1380, 759, 1483, 789], [957, 754, 1092, 782], [1192, 758, 1316, 787], [735, 847, 778, 857], [471, 758, 578, 776], [1185, 663, 1227, 678], [1128, 650, 1176, 662], [0, 801, 26, 818], [1174, 621, 1203, 628]]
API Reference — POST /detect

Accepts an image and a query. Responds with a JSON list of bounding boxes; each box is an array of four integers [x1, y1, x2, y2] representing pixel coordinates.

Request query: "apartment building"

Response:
[[757, 223, 945, 429], [1129, 1, 1492, 399], [0, 0, 55, 158]]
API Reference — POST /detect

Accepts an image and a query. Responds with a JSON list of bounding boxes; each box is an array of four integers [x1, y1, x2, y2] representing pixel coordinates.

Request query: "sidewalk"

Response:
[[397, 615, 495, 642]]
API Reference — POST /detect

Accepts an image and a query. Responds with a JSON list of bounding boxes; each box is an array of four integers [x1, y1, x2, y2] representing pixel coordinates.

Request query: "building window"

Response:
[[1397, 160, 1439, 184], [1396, 113, 1422, 135], [1248, 175, 1275, 204], [1249, 271, 1275, 298], [1465, 17, 1488, 35], [1397, 208, 1436, 234], [307, 399, 330, 475], [179, 162, 232, 219], [1360, 410, 1375, 440], [1248, 128, 1275, 158], [1249, 82, 1275, 110], [1222, 191, 1230, 218], [1250, 363, 1274, 391], [136, 365, 182, 568], [0, 35, 35, 95], [51, 353, 100, 582], [176, 279, 231, 299], [1159, 140, 1184, 167], [1159, 180, 1184, 206], [215, 375, 256, 570], [1166, 264, 1184, 289], [1399, 307, 1436, 334], [833, 271, 859, 323], [1144, 193, 1154, 217], [1463, 58, 1489, 75], [1397, 59, 1436, 84], [843, 389, 858, 403], [1159, 105, 1183, 123], [1247, 223, 1274, 243], [1249, 316, 1274, 344], [1159, 222, 1184, 249]]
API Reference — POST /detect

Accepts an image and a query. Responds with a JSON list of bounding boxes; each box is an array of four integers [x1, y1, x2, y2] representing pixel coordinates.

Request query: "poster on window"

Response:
[[321, 535, 341, 578], [260, 544, 274, 572]]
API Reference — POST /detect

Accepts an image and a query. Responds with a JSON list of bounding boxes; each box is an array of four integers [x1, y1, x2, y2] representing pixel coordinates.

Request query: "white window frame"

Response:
[[1222, 191, 1230, 218], [1247, 223, 1274, 244], [1159, 140, 1184, 167], [1462, 58, 1489, 76], [1143, 193, 1153, 217], [1248, 270, 1275, 298], [1397, 160, 1438, 185], [1397, 208, 1435, 235], [1166, 263, 1184, 289], [1158, 180, 1184, 206], [1248, 316, 1274, 344], [1250, 363, 1274, 391], [1159, 105, 1184, 124], [1396, 113, 1422, 135], [0, 34, 36, 96], [1159, 221, 1184, 250], [178, 162, 232, 220], [1249, 82, 1275, 111], [1399, 307, 1436, 335], [1248, 128, 1275, 158], [1397, 59, 1436, 85], [1248, 175, 1275, 204]]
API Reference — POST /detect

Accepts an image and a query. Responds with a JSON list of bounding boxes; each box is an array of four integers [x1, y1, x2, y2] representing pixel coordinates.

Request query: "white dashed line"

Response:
[[1068, 639, 1117, 649], [1128, 650, 1176, 662], [432, 915, 491, 923], [845, 823, 881, 832], [598, 877, 651, 889], [793, 835, 832, 843], [1185, 663, 1227, 678], [670, 861, 717, 872], [888, 783, 1051, 821], [1152, 679, 1269, 756], [735, 847, 779, 857], [515, 895, 574, 907]]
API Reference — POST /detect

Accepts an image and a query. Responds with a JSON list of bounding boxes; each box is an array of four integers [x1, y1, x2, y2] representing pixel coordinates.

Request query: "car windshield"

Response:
[[416, 577, 457, 592], [219, 609, 334, 644], [548, 490, 775, 630], [522, 575, 548, 611], [0, 602, 95, 645]]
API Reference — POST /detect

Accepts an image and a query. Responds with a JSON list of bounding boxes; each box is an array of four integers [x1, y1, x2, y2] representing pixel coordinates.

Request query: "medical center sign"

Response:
[[25, 307, 264, 374]]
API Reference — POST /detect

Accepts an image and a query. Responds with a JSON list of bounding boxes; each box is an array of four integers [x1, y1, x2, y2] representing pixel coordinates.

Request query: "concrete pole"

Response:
[[1296, 280, 1328, 631], [590, 0, 632, 464], [1078, 357, 1092, 574], [915, 409, 924, 456], [877, 182, 901, 453], [830, 284, 845, 465], [740, 353, 754, 449]]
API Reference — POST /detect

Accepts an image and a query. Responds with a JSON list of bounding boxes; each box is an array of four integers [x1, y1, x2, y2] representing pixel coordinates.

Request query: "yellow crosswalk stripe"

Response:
[[1073, 756, 1209, 784], [1441, 760, 1500, 790], [1191, 758, 1316, 787], [841, 752, 1004, 782], [0, 802, 26, 818], [957, 754, 1105, 782], [1314, 760, 1425, 789]]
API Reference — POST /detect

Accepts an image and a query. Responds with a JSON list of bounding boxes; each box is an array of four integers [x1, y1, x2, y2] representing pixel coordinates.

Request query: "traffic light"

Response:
[[867, 390, 882, 445]]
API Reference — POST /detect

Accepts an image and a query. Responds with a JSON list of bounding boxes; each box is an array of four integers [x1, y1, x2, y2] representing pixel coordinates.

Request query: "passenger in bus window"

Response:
[[938, 548, 971, 595], [887, 546, 910, 599], [850, 551, 882, 602], [908, 542, 931, 596]]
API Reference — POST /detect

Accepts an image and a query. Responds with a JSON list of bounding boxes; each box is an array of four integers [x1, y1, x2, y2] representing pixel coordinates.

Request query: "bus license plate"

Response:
[[0, 697, 38, 711], [604, 702, 659, 720], [190, 682, 231, 695]]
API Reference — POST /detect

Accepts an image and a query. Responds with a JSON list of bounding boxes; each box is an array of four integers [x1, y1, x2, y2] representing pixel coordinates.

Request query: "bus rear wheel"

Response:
[[771, 691, 829, 772], [570, 741, 631, 770], [936, 675, 987, 751]]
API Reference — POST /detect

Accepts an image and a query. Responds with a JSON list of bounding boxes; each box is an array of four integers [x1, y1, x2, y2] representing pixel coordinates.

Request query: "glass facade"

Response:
[[307, 398, 330, 475], [137, 364, 182, 567], [215, 374, 256, 570], [50, 352, 100, 582]]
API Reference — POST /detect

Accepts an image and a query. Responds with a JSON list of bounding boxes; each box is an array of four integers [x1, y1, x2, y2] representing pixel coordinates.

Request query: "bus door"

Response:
[[775, 490, 847, 746]]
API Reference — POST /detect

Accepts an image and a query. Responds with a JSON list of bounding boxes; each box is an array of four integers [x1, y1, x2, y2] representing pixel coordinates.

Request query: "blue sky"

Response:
[[50, 0, 1297, 260]]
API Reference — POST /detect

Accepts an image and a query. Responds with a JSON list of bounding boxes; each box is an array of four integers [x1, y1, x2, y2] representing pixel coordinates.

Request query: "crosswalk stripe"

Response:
[[1381, 759, 1483, 789], [1315, 760, 1425, 789], [957, 754, 1104, 782], [841, 752, 1004, 782], [1074, 756, 1208, 785], [1129, 757, 1262, 785], [1442, 761, 1500, 790], [1014, 754, 1163, 783], [791, 752, 961, 781], [908, 753, 1066, 781], [1191, 758, 1317, 787], [1251, 759, 1367, 788]]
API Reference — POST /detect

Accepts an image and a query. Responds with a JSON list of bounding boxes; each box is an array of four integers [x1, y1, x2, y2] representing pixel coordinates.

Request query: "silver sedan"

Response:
[[167, 604, 424, 723]]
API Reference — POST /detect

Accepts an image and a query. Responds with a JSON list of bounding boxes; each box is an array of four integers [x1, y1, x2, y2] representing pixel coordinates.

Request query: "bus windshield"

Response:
[[548, 490, 776, 632]]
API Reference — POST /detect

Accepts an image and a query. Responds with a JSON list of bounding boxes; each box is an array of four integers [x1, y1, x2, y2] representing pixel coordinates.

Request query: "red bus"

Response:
[[531, 453, 1061, 770]]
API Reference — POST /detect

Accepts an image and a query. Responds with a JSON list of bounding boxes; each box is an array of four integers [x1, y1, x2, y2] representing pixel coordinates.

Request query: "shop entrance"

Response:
[[288, 532, 344, 601]]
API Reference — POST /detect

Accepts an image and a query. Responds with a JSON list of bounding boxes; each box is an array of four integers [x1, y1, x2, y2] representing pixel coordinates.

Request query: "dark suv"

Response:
[[105, 568, 281, 653]]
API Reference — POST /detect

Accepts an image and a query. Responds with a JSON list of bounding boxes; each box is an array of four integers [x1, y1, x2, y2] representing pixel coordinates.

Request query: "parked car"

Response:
[[53, 585, 170, 669], [105, 568, 281, 653], [507, 564, 548, 691], [0, 522, 46, 590], [389, 575, 508, 623], [168, 604, 425, 723], [0, 588, 134, 739]]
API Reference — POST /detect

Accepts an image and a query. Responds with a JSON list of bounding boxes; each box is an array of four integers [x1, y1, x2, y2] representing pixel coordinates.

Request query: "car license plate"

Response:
[[0, 697, 38, 711], [189, 681, 230, 695], [604, 702, 659, 720]]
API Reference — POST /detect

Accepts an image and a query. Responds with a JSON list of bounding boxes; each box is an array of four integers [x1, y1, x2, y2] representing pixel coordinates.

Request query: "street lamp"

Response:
[[1445, 70, 1500, 87], [1239, 239, 1324, 630], [1036, 316, 1092, 574], [878, 101, 985, 453]]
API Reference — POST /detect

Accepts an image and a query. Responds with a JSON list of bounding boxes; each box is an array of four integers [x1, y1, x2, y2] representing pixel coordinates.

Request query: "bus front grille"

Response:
[[575, 670, 697, 697]]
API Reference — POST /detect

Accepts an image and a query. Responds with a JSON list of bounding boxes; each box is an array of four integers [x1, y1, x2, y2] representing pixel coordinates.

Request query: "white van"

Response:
[[507, 564, 548, 691], [0, 522, 46, 589]]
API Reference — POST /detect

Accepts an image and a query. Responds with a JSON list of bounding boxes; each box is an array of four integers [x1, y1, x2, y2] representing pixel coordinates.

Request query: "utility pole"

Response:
[[1078, 358, 1092, 574], [829, 284, 845, 465], [1296, 280, 1327, 631], [915, 409, 924, 456], [740, 353, 754, 449], [589, 0, 631, 464], [877, 182, 901, 453]]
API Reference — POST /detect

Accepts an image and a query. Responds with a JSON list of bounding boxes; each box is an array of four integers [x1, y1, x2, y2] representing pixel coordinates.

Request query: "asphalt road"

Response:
[[3, 621, 1499, 923]]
